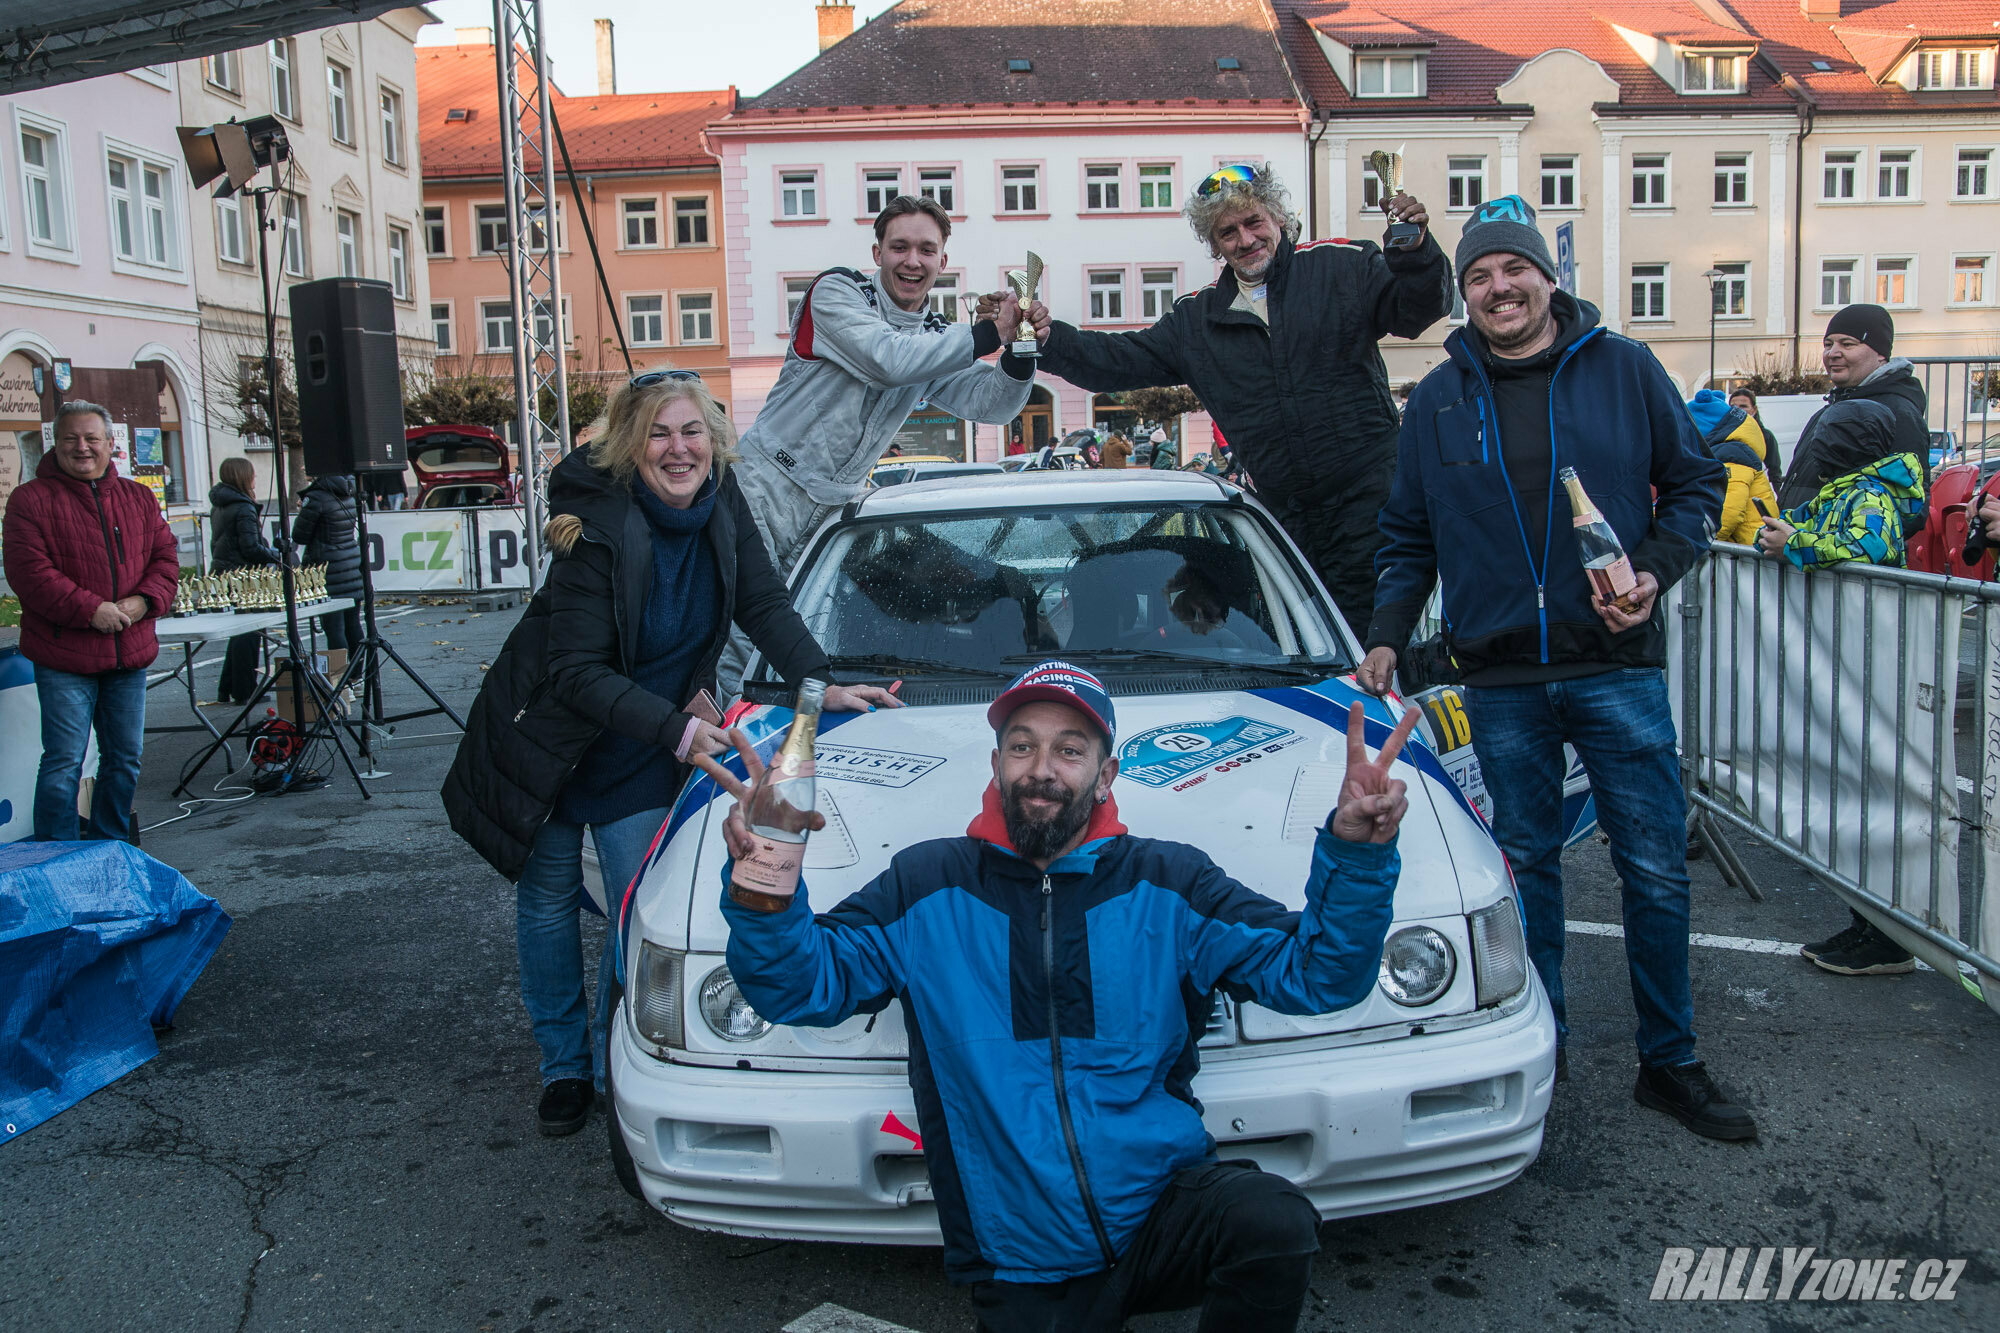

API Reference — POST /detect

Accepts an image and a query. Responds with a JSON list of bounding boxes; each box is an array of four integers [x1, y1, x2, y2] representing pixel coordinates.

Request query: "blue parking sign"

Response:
[[1555, 221, 1576, 294]]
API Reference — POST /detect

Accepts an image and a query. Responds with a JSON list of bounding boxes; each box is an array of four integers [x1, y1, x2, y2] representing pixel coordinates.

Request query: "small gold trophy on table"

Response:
[[1368, 148, 1423, 252], [1005, 252, 1045, 360]]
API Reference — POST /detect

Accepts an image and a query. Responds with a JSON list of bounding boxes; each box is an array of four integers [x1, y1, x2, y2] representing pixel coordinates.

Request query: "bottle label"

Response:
[[1585, 555, 1639, 600], [735, 837, 804, 897]]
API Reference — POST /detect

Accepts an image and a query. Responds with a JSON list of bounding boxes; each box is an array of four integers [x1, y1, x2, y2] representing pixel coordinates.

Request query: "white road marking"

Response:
[[1566, 919, 1933, 971], [783, 1305, 922, 1333]]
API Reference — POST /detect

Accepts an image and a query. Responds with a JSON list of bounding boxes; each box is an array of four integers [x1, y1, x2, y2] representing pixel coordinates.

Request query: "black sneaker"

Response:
[[1800, 911, 1870, 962], [1811, 926, 1916, 976], [537, 1078, 594, 1137], [1634, 1061, 1757, 1141]]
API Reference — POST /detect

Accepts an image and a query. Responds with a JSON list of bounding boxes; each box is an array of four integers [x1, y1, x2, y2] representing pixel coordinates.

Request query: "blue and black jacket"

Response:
[[1365, 293, 1723, 682], [721, 785, 1400, 1285]]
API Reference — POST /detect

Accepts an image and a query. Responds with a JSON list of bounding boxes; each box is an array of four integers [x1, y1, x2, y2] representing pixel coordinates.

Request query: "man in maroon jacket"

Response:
[[2, 401, 179, 841]]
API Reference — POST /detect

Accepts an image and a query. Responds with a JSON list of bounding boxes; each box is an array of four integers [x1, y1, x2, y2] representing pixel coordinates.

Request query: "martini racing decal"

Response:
[[813, 744, 945, 788], [1119, 717, 1298, 787]]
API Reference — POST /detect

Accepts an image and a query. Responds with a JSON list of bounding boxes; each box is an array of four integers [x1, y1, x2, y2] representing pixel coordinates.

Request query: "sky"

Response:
[[416, 0, 906, 98]]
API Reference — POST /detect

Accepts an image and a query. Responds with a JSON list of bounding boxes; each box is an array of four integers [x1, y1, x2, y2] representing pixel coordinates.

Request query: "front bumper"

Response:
[[608, 986, 1557, 1243]]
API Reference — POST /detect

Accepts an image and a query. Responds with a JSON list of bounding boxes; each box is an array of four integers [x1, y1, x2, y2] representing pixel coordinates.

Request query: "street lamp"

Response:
[[1701, 267, 1725, 390]]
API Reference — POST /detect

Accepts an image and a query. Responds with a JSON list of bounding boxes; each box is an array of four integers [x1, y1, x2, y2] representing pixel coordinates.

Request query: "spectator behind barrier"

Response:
[[1687, 390, 1779, 544]]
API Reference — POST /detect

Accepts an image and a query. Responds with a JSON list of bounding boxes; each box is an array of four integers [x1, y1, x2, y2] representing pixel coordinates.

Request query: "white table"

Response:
[[149, 599, 357, 755]]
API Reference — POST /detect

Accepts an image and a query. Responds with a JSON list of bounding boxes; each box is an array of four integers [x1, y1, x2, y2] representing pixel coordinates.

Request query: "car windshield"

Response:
[[768, 500, 1351, 685]]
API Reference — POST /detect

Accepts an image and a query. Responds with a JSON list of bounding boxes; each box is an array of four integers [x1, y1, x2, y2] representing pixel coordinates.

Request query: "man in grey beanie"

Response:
[[1362, 196, 1749, 1140]]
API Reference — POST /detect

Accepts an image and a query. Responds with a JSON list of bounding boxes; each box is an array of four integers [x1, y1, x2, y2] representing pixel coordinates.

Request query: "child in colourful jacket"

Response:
[[1756, 452, 1927, 569], [1687, 389, 1779, 545]]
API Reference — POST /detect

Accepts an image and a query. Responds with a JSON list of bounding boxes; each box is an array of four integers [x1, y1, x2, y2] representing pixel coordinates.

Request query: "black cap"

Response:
[[1825, 303, 1894, 357]]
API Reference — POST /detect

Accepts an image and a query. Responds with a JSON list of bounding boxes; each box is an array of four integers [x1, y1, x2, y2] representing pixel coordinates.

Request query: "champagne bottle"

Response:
[[1558, 467, 1641, 612], [728, 678, 827, 913]]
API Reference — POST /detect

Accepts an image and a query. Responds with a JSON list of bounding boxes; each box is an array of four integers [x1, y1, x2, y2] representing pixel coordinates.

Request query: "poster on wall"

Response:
[[131, 427, 167, 509]]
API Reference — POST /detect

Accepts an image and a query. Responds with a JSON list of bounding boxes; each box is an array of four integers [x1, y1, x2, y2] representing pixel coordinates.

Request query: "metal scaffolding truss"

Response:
[[491, 0, 569, 591]]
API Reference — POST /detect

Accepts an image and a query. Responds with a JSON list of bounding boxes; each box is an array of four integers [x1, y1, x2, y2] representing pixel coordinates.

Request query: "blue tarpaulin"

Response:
[[1, 840, 230, 1143]]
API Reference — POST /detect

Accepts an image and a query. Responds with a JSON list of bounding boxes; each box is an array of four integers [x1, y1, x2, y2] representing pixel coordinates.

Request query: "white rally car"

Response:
[[606, 471, 1558, 1242]]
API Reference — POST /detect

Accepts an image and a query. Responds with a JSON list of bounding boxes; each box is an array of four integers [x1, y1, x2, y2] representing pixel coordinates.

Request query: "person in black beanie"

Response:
[[1777, 304, 1928, 510]]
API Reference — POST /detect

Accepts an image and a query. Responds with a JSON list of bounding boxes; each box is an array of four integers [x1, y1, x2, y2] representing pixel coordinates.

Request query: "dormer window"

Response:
[[1681, 52, 1744, 94], [1356, 53, 1424, 97], [1917, 48, 1991, 91]]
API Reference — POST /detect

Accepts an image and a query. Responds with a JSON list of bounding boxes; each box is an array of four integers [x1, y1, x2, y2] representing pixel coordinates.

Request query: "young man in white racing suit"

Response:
[[719, 194, 1047, 693]]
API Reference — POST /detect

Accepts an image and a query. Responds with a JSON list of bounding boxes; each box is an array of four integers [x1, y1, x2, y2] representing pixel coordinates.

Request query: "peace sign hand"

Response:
[[1329, 701, 1420, 844], [690, 729, 827, 862]]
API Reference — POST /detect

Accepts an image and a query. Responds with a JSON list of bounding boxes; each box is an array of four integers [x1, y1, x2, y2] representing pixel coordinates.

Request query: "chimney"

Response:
[[1799, 0, 1839, 19], [595, 18, 616, 95], [456, 26, 493, 45], [817, 1, 854, 52]]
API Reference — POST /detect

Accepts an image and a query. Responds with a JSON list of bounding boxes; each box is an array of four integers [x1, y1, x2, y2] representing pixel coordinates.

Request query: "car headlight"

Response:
[[629, 942, 684, 1052], [698, 965, 772, 1042], [1378, 926, 1457, 1007], [1469, 899, 1530, 1007]]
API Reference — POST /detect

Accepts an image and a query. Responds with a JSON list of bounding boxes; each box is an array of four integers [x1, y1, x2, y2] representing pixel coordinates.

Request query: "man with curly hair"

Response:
[[1027, 164, 1452, 634]]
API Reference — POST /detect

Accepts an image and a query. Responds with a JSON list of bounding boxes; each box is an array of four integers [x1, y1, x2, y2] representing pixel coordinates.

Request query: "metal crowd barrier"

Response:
[[1676, 543, 2000, 1017]]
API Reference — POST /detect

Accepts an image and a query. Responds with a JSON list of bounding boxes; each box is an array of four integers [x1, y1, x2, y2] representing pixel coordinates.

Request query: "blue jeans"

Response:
[[34, 665, 147, 843], [515, 805, 669, 1089], [1464, 669, 1697, 1067]]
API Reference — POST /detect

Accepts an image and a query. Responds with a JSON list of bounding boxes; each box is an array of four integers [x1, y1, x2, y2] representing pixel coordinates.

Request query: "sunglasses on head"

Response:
[[1196, 164, 1259, 197], [630, 369, 703, 388]]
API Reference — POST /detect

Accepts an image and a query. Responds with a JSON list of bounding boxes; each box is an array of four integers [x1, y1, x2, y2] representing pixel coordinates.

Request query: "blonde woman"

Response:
[[444, 370, 897, 1136]]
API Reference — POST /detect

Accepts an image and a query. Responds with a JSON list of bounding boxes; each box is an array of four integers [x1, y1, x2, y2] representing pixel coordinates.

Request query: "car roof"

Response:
[[848, 467, 1239, 516]]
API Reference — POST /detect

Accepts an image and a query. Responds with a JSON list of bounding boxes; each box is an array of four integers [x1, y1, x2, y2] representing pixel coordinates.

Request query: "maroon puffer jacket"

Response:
[[3, 452, 180, 674]]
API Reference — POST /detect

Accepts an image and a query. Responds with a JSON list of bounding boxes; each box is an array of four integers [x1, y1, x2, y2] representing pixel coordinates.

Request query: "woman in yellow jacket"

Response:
[[1688, 389, 1779, 544]]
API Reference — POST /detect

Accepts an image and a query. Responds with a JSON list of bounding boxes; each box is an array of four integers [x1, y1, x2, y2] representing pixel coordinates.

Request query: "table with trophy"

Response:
[[147, 564, 355, 756]]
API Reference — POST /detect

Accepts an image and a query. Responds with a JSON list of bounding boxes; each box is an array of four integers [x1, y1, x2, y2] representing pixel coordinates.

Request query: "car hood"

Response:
[[634, 679, 1508, 957]]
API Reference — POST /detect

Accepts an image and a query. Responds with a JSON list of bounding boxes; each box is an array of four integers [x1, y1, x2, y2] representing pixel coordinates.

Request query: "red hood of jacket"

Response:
[[965, 779, 1128, 854]]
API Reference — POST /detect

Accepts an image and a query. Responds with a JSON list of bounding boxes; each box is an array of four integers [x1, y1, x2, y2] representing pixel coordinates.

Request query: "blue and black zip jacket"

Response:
[[721, 787, 1399, 1285], [1365, 292, 1723, 684]]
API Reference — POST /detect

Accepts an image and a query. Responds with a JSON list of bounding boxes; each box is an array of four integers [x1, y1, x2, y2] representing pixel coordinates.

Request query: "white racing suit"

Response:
[[719, 266, 1037, 694]]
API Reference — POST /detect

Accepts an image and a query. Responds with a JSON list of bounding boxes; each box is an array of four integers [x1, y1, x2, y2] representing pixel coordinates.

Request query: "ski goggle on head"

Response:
[[1196, 164, 1260, 197]]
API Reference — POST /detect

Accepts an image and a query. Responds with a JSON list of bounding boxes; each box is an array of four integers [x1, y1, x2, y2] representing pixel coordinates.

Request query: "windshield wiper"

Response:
[[1010, 649, 1339, 676], [827, 654, 1012, 679]]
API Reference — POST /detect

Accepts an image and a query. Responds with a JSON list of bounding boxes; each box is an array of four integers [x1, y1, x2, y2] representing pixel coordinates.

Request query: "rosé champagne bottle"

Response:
[[1559, 467, 1642, 613], [728, 678, 826, 912]]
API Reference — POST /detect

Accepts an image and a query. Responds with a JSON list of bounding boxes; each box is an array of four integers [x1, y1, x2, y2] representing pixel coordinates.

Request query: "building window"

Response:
[[1446, 157, 1486, 211], [1682, 53, 1740, 93], [626, 294, 664, 346], [1876, 149, 1916, 199], [1137, 163, 1174, 210], [530, 297, 569, 347], [623, 197, 659, 247], [1539, 155, 1577, 209], [863, 168, 901, 215], [481, 300, 514, 352], [1632, 154, 1669, 207], [270, 39, 296, 120], [431, 301, 453, 353], [216, 193, 246, 264], [18, 122, 71, 251], [1001, 164, 1039, 213], [1823, 150, 1859, 200], [327, 63, 353, 147], [674, 196, 709, 246], [1956, 147, 1993, 199], [1711, 262, 1749, 318], [139, 161, 174, 266], [387, 224, 411, 299], [1819, 257, 1856, 307], [677, 292, 716, 344], [1918, 49, 1989, 90], [475, 203, 508, 255], [1952, 254, 1994, 304], [928, 273, 960, 322], [423, 204, 446, 256], [336, 210, 360, 277], [1084, 163, 1122, 211], [780, 170, 820, 219], [1873, 256, 1914, 307], [1631, 263, 1669, 320], [785, 277, 814, 327], [106, 156, 136, 259], [1356, 54, 1421, 96], [1449, 285, 1467, 324], [1140, 267, 1176, 320], [278, 193, 307, 276], [205, 51, 240, 94], [1713, 153, 1749, 206], [380, 86, 405, 167], [918, 166, 956, 212], [1088, 269, 1126, 323]]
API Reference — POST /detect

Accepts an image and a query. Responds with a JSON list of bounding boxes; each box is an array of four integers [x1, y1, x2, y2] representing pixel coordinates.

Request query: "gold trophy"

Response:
[[1368, 148, 1423, 252], [1005, 252, 1045, 359]]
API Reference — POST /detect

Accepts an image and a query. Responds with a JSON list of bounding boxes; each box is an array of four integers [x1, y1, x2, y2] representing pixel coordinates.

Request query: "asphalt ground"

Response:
[[3, 599, 1996, 1333]]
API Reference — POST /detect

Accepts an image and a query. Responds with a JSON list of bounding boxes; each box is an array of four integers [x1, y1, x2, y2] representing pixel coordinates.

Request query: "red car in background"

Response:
[[406, 424, 519, 509]]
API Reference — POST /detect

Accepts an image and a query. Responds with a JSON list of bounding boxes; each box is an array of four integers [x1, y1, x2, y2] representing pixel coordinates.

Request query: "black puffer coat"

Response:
[[208, 482, 279, 572], [442, 449, 833, 882], [1778, 359, 1929, 510], [292, 474, 364, 597]]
